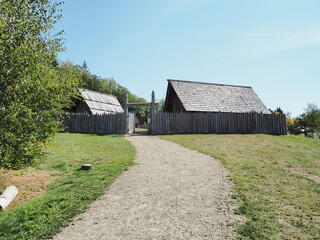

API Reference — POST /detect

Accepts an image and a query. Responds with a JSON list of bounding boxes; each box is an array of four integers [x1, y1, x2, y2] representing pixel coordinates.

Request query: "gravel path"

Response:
[[54, 135, 239, 240]]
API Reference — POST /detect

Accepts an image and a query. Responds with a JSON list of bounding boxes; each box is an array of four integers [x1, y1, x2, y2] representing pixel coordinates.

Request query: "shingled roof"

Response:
[[164, 79, 270, 114], [78, 88, 124, 114]]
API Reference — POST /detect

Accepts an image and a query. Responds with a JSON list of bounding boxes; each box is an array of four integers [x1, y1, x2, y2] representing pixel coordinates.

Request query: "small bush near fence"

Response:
[[150, 112, 287, 135]]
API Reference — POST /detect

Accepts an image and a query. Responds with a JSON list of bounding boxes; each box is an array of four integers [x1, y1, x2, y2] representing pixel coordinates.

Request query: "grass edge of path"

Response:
[[0, 133, 136, 240], [160, 134, 320, 240]]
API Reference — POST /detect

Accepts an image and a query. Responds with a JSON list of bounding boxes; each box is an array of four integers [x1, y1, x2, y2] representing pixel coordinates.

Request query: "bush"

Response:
[[298, 103, 320, 132], [0, 1, 79, 169]]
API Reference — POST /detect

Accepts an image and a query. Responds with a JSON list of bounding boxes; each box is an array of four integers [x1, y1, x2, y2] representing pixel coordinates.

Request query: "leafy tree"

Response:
[[77, 62, 148, 117], [77, 62, 146, 103], [287, 118, 301, 135], [270, 107, 284, 115], [298, 103, 320, 132], [275, 107, 284, 115], [81, 72, 103, 93], [287, 103, 320, 136], [156, 98, 165, 112], [0, 1, 79, 169]]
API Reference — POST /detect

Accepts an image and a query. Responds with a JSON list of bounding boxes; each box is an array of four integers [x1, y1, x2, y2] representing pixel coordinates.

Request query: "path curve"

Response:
[[54, 135, 238, 240]]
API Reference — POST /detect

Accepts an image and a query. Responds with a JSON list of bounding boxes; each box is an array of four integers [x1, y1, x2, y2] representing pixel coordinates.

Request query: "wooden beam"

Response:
[[127, 103, 151, 106], [127, 103, 159, 107], [0, 186, 18, 210]]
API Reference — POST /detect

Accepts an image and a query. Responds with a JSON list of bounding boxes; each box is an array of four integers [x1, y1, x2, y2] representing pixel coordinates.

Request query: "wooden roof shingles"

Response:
[[79, 88, 124, 114], [165, 79, 270, 114]]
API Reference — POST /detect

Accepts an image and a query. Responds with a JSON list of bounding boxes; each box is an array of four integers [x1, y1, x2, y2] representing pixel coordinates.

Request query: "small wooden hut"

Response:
[[129, 111, 145, 128], [70, 88, 124, 115]]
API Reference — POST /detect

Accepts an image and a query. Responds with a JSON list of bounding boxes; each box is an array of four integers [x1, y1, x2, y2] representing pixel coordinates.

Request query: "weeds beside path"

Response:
[[0, 133, 135, 240], [161, 134, 320, 239]]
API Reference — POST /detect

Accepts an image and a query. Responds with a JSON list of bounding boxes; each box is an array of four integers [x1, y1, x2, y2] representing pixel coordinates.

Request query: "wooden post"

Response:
[[124, 93, 128, 134], [151, 91, 155, 134], [284, 114, 288, 135]]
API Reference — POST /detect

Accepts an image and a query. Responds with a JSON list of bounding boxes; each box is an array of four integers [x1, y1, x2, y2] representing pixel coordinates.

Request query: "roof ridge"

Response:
[[84, 99, 122, 107], [78, 88, 118, 98], [88, 107, 123, 111], [167, 79, 252, 88]]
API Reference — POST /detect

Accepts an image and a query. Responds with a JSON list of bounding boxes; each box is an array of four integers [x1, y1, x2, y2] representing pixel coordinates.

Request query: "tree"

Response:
[[270, 107, 284, 115], [0, 1, 79, 169], [156, 98, 165, 112], [77, 62, 147, 105], [75, 61, 149, 121], [298, 103, 320, 133]]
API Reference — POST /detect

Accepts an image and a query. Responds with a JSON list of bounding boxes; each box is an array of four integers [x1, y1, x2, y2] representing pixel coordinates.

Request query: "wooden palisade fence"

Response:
[[150, 112, 287, 135], [63, 113, 126, 134], [63, 92, 287, 136]]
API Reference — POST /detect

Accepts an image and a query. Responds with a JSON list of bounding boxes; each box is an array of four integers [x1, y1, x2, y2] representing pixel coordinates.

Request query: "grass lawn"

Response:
[[161, 134, 320, 240], [0, 133, 135, 240]]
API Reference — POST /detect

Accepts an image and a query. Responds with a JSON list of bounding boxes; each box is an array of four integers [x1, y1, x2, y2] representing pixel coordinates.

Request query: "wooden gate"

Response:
[[123, 92, 155, 134]]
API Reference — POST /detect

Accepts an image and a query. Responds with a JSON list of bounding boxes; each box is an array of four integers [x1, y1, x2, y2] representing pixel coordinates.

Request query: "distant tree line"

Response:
[[78, 61, 147, 105], [273, 104, 320, 138], [288, 103, 320, 137], [70, 60, 149, 120]]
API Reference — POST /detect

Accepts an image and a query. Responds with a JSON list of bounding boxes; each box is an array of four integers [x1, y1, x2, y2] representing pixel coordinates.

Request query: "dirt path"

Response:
[[54, 135, 239, 240]]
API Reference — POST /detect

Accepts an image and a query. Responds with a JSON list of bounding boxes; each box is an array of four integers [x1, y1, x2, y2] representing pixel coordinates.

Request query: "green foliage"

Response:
[[0, 133, 136, 239], [287, 103, 320, 136], [78, 61, 147, 105], [0, 1, 80, 169], [287, 118, 300, 135], [156, 98, 165, 112], [75, 61, 149, 120], [270, 107, 284, 115], [161, 134, 320, 239], [298, 103, 320, 132]]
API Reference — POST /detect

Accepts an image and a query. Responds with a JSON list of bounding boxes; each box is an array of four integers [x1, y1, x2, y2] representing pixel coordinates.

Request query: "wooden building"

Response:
[[164, 79, 270, 114], [129, 111, 145, 128], [70, 88, 124, 115]]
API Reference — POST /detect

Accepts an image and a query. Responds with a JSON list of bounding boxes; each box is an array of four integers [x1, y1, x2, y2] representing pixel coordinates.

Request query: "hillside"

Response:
[[161, 134, 320, 239]]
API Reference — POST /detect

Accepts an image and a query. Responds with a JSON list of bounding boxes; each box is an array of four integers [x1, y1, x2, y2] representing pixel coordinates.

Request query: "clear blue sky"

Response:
[[56, 0, 320, 117]]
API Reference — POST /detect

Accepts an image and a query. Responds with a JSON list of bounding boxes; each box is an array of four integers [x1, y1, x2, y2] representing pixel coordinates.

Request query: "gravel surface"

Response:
[[54, 135, 239, 240]]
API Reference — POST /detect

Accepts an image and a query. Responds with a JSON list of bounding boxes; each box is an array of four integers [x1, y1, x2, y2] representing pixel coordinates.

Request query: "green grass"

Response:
[[160, 134, 320, 240], [0, 133, 135, 240]]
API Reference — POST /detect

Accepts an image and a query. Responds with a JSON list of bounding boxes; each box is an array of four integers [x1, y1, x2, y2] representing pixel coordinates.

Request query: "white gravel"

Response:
[[53, 135, 239, 240]]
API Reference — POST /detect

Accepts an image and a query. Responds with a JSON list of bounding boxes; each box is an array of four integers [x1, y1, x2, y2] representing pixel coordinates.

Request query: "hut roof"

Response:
[[164, 79, 270, 114], [79, 88, 124, 114]]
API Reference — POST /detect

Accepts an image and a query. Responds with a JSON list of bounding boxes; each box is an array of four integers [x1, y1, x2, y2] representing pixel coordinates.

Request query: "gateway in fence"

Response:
[[129, 111, 145, 128], [64, 91, 149, 135], [63, 81, 287, 136]]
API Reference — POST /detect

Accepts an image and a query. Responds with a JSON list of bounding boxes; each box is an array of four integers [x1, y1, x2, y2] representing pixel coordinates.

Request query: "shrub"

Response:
[[0, 1, 79, 169]]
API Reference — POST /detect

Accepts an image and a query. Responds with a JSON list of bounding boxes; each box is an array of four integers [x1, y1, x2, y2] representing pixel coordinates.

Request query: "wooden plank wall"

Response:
[[150, 112, 287, 135], [63, 113, 126, 134]]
